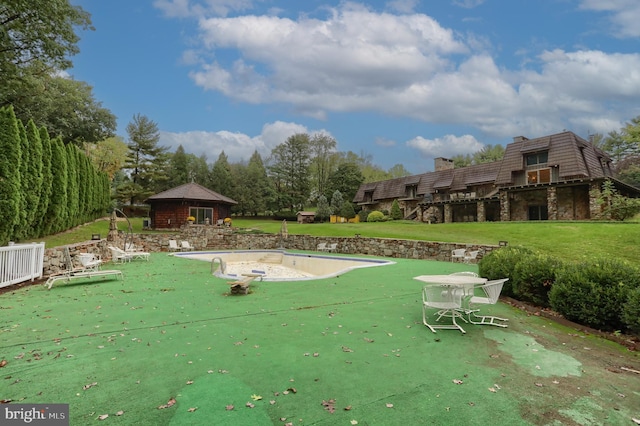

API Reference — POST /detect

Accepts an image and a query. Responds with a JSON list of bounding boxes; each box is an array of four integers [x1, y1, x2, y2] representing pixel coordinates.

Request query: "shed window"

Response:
[[189, 207, 213, 224]]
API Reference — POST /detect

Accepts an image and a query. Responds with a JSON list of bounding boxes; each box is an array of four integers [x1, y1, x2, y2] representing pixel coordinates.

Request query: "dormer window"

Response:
[[526, 151, 548, 166]]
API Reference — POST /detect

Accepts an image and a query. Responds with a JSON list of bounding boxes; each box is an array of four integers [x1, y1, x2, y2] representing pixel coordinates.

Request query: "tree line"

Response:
[[0, 106, 111, 246]]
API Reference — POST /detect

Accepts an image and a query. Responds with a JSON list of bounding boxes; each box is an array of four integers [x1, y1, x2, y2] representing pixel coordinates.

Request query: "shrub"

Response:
[[511, 253, 562, 308], [357, 209, 369, 223], [366, 211, 385, 222], [549, 258, 640, 332], [390, 199, 402, 220], [478, 246, 535, 297], [622, 287, 640, 334]]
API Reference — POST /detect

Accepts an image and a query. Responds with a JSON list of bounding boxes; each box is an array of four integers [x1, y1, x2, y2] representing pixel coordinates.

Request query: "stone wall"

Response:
[[41, 226, 499, 277]]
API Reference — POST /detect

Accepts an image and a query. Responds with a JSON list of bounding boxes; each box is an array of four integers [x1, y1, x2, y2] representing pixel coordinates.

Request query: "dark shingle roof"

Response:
[[146, 182, 237, 204]]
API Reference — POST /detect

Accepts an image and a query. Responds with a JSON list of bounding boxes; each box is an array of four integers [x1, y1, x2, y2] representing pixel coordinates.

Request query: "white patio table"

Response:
[[414, 275, 488, 326]]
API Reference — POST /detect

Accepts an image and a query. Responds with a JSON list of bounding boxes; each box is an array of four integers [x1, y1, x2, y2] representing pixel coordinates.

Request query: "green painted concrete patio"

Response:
[[1, 252, 639, 425]]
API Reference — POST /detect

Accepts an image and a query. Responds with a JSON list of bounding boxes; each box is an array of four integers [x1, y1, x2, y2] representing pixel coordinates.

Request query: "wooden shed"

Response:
[[297, 211, 315, 223], [146, 182, 237, 229]]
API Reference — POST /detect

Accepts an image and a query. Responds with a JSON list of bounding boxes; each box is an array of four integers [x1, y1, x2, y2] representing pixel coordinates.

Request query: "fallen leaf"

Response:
[[287, 387, 297, 394], [350, 421, 358, 425], [98, 414, 108, 420], [342, 346, 353, 353], [344, 405, 352, 411], [115, 411, 124, 416], [251, 394, 262, 401], [245, 402, 255, 408], [534, 383, 543, 387], [187, 407, 197, 412], [225, 405, 234, 411], [452, 379, 463, 385], [488, 387, 497, 393], [0, 360, 7, 368], [386, 403, 394, 408]]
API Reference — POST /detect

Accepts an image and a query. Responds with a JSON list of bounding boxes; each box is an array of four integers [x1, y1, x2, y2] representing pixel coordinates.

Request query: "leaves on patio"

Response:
[[341, 346, 354, 353], [158, 397, 176, 409], [83, 382, 98, 390], [452, 379, 463, 384], [251, 394, 262, 401], [322, 399, 336, 413], [0, 359, 7, 368]]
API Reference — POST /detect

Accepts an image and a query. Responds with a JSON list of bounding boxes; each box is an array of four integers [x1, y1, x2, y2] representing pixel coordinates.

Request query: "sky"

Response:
[[70, 0, 640, 174]]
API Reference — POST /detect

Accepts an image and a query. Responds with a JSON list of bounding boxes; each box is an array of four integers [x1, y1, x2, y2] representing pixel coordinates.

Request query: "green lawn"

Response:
[[29, 217, 640, 264]]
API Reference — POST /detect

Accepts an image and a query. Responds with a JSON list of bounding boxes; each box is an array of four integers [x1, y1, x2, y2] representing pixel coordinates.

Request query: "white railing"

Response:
[[0, 242, 45, 288]]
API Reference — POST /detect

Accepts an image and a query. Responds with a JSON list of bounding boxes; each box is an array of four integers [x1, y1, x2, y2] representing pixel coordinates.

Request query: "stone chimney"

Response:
[[513, 136, 529, 143], [434, 157, 454, 171]]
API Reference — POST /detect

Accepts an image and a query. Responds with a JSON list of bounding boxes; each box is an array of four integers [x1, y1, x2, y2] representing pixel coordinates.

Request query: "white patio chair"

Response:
[[181, 241, 194, 251], [463, 250, 480, 264], [168, 240, 180, 252], [451, 249, 466, 262], [109, 246, 133, 263], [467, 278, 509, 327], [422, 284, 466, 333], [124, 243, 150, 261], [78, 253, 102, 271], [317, 242, 327, 251], [327, 243, 338, 252]]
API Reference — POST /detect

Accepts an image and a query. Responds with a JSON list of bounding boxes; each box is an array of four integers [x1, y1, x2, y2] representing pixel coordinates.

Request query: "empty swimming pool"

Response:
[[173, 250, 395, 281]]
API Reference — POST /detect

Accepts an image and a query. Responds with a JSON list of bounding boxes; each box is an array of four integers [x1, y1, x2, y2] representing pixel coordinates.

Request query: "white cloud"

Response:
[[163, 2, 640, 146], [406, 134, 484, 158], [386, 0, 419, 14], [579, 0, 640, 38], [158, 121, 326, 163], [452, 0, 485, 9], [153, 0, 254, 18]]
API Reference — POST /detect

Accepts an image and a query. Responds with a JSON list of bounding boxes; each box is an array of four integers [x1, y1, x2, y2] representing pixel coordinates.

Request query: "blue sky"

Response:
[[70, 0, 640, 174]]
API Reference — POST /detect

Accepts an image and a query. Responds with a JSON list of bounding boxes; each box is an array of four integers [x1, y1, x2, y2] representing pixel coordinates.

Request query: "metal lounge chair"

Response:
[[168, 240, 180, 252], [422, 284, 466, 333], [316, 242, 327, 251], [181, 241, 194, 251], [327, 243, 338, 252], [451, 249, 466, 262], [467, 278, 509, 327], [124, 243, 150, 261], [109, 246, 133, 263], [463, 250, 480, 264], [45, 247, 123, 289]]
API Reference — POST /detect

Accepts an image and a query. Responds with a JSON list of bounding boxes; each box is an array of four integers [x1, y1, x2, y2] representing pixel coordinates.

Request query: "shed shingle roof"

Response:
[[146, 182, 237, 204]]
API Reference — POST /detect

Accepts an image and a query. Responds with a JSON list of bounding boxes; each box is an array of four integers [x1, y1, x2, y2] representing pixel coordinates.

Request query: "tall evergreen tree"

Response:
[[121, 114, 167, 205], [0, 106, 22, 245], [245, 150, 272, 215], [47, 137, 68, 234], [15, 120, 28, 239], [309, 133, 337, 197], [168, 145, 190, 187], [65, 143, 79, 227], [36, 127, 53, 237], [268, 133, 311, 211], [210, 151, 234, 195], [23, 120, 43, 236]]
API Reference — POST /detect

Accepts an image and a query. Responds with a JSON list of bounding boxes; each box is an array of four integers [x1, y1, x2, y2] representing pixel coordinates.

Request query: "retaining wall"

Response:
[[42, 226, 498, 277]]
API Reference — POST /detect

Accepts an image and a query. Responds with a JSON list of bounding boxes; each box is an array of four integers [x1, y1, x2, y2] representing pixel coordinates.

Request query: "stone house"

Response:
[[353, 131, 640, 223], [146, 182, 237, 229]]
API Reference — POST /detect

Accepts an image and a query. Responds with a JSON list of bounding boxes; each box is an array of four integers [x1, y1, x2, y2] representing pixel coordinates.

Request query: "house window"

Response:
[[526, 151, 548, 166], [364, 191, 374, 203], [189, 207, 213, 224], [405, 185, 417, 199], [527, 168, 551, 184], [528, 205, 548, 220]]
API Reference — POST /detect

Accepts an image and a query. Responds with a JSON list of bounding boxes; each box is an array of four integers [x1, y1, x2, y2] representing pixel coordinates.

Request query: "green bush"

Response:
[[511, 253, 562, 307], [357, 209, 369, 222], [390, 199, 402, 220], [622, 287, 640, 334], [366, 211, 385, 222], [549, 258, 640, 332], [478, 246, 535, 297]]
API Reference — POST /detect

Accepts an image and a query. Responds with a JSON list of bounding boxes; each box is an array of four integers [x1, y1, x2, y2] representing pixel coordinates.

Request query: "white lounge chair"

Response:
[[451, 249, 466, 262], [327, 243, 338, 252], [467, 278, 509, 327], [45, 247, 123, 289], [124, 243, 150, 261], [109, 246, 133, 263], [422, 284, 466, 333], [168, 240, 180, 252], [181, 241, 194, 251], [316, 242, 327, 251]]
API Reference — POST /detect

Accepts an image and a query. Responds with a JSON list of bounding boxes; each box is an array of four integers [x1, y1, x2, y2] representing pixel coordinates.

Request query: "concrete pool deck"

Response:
[[1, 252, 639, 425]]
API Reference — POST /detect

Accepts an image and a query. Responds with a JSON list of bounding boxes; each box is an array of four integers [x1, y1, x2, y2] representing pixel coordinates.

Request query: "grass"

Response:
[[28, 217, 640, 264]]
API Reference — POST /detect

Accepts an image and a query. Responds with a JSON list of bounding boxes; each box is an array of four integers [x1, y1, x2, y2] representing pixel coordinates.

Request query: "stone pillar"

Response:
[[444, 204, 453, 223], [477, 201, 486, 222], [589, 182, 602, 219], [547, 186, 558, 220], [499, 191, 510, 221]]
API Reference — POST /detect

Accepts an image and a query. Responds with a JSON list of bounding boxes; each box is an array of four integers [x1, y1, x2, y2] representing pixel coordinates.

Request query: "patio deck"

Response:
[[1, 253, 639, 425]]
